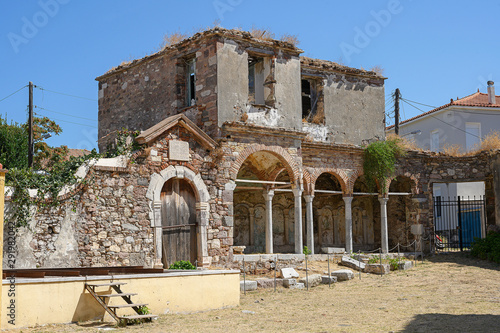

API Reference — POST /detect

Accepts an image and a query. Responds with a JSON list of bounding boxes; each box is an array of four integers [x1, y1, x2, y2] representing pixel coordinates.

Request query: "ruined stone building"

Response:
[[6, 28, 498, 270], [95, 27, 391, 267]]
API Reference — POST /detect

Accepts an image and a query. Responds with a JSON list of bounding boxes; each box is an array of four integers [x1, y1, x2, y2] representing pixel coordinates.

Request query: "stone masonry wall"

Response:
[[97, 36, 218, 151], [394, 150, 496, 237]]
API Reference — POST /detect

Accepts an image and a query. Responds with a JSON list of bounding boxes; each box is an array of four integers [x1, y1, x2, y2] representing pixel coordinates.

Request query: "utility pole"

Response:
[[394, 88, 400, 135], [28, 81, 34, 168]]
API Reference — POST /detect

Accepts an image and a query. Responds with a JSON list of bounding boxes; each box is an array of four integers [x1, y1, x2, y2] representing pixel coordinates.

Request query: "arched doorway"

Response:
[[233, 150, 298, 254], [161, 178, 198, 267], [388, 176, 417, 248], [146, 165, 210, 268], [313, 173, 344, 251], [352, 175, 378, 251]]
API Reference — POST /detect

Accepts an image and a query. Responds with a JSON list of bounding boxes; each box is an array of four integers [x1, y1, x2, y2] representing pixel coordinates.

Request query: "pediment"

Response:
[[135, 114, 216, 150]]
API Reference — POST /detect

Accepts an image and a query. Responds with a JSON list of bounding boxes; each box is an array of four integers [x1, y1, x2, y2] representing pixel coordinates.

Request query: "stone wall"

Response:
[[5, 127, 500, 269], [393, 150, 497, 236], [97, 36, 218, 151]]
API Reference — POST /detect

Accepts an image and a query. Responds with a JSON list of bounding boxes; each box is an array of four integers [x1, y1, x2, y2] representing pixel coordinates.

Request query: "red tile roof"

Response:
[[387, 91, 500, 130]]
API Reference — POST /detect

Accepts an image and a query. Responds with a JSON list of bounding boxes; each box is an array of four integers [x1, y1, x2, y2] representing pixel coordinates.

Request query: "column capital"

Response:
[[196, 202, 210, 211], [304, 194, 314, 203], [292, 187, 302, 197], [343, 196, 353, 204], [263, 189, 275, 201], [378, 197, 389, 204]]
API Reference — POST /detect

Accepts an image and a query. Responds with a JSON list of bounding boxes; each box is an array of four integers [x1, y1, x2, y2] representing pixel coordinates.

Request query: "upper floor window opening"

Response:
[[186, 58, 196, 107], [302, 78, 323, 124], [248, 56, 265, 105]]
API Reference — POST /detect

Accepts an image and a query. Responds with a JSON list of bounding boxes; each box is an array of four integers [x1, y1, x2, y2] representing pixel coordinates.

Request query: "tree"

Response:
[[0, 115, 67, 170], [0, 117, 28, 169]]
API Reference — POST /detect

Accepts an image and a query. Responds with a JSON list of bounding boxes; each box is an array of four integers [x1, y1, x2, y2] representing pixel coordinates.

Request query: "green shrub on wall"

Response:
[[363, 137, 405, 194]]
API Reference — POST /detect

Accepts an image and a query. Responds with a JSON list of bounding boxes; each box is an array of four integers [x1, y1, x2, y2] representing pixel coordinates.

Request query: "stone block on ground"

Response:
[[331, 269, 354, 281], [398, 261, 413, 270], [280, 267, 299, 279], [240, 280, 257, 291], [256, 278, 283, 289], [289, 282, 304, 290], [298, 274, 322, 288], [321, 275, 337, 284], [340, 256, 366, 271], [365, 263, 390, 274], [283, 278, 297, 288], [321, 247, 345, 254]]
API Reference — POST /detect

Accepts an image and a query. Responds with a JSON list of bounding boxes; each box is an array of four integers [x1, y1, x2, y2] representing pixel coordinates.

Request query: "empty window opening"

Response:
[[186, 58, 196, 106], [248, 56, 265, 105], [302, 79, 323, 124]]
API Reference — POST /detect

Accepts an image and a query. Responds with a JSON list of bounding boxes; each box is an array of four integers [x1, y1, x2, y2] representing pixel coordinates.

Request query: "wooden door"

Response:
[[161, 178, 197, 268]]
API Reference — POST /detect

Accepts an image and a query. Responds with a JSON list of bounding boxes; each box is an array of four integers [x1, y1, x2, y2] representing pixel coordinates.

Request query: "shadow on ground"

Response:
[[424, 252, 499, 272], [401, 313, 500, 332]]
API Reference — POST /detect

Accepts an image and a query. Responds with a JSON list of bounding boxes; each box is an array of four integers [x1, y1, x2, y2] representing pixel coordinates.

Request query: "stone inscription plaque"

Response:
[[169, 140, 190, 161]]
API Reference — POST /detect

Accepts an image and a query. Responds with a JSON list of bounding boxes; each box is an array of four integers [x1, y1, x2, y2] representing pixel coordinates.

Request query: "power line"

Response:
[[402, 99, 481, 139], [35, 106, 97, 122], [0, 85, 27, 103], [34, 111, 98, 128], [400, 97, 436, 109], [36, 86, 97, 102]]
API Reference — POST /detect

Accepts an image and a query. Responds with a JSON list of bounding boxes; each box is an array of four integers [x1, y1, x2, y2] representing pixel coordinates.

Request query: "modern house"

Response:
[[387, 81, 500, 154]]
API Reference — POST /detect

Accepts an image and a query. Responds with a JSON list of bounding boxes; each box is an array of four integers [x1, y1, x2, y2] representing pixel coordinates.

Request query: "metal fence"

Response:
[[433, 196, 486, 251]]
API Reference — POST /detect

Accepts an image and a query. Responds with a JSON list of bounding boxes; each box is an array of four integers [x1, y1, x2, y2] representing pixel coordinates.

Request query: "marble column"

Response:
[[379, 196, 389, 253], [304, 194, 315, 254], [263, 189, 275, 254], [292, 187, 303, 254], [343, 196, 353, 253], [248, 207, 255, 246]]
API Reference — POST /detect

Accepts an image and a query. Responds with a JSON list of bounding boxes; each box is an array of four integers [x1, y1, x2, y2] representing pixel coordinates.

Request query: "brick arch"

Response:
[[386, 173, 419, 195], [302, 169, 313, 195], [230, 144, 300, 184], [309, 168, 349, 194], [269, 167, 287, 182], [352, 170, 381, 194]]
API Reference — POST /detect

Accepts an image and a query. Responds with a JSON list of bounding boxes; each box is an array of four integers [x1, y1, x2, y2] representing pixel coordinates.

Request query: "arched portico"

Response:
[[146, 165, 210, 267]]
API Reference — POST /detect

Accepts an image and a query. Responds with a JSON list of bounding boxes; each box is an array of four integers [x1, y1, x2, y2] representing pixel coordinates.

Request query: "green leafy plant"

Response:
[[136, 305, 151, 315], [6, 149, 100, 227], [303, 246, 312, 255], [388, 257, 400, 270], [105, 128, 142, 158], [368, 256, 380, 264], [363, 137, 405, 194], [169, 260, 196, 270], [471, 232, 500, 263]]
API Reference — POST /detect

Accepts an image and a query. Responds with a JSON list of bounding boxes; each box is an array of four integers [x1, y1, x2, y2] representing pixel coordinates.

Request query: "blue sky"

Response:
[[1, 0, 499, 151]]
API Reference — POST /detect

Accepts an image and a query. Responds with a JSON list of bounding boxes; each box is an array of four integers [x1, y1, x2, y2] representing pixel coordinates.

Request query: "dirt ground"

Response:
[[15, 253, 500, 333]]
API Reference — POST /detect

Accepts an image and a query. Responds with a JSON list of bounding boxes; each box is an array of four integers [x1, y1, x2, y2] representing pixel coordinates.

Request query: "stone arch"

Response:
[[146, 165, 210, 267], [230, 144, 300, 183], [386, 173, 419, 195], [309, 168, 349, 194]]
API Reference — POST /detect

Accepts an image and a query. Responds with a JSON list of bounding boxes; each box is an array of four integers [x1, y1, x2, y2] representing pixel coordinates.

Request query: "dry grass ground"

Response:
[[17, 253, 500, 333]]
